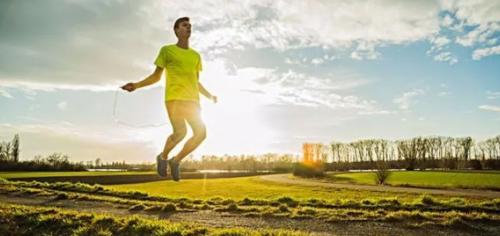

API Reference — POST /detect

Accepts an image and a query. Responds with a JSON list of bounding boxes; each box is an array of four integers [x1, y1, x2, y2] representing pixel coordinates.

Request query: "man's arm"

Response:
[[198, 72, 217, 103], [134, 66, 164, 89]]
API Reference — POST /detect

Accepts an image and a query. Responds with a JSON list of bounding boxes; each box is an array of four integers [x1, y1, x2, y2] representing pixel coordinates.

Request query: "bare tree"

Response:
[[302, 143, 315, 163], [11, 134, 20, 163], [0, 142, 5, 162], [95, 157, 102, 167], [2, 142, 11, 162], [33, 154, 44, 164], [397, 139, 418, 170]]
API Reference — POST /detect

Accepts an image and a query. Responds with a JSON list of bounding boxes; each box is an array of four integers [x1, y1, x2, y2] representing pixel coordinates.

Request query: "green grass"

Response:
[[2, 178, 500, 228], [108, 176, 490, 203], [110, 176, 411, 201], [0, 202, 307, 236], [0, 171, 155, 179], [329, 171, 500, 189]]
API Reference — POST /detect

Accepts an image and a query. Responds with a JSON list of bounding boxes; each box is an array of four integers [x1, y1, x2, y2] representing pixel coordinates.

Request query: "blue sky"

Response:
[[0, 0, 499, 163]]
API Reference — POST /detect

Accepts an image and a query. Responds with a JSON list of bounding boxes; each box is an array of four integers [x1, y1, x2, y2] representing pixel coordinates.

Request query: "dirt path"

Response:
[[261, 174, 500, 198], [0, 192, 492, 236]]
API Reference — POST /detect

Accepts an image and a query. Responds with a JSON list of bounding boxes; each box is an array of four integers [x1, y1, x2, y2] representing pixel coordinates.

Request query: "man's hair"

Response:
[[174, 17, 190, 36]]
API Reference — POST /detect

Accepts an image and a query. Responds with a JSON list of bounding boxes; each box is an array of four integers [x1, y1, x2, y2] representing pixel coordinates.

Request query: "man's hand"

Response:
[[121, 83, 136, 92], [211, 95, 218, 104]]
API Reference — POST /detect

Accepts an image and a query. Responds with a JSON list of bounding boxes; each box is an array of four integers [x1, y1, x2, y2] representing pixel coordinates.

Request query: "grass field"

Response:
[[0, 202, 306, 236], [0, 171, 155, 179], [112, 176, 361, 200], [2, 171, 499, 202], [328, 171, 500, 190], [2, 177, 499, 231], [109, 176, 491, 203], [1, 173, 500, 234]]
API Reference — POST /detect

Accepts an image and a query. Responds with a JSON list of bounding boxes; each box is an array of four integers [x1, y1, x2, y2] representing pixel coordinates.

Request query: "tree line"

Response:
[[302, 135, 500, 171], [0, 134, 20, 163], [0, 134, 87, 171], [4, 133, 498, 173], [180, 153, 299, 172], [0, 134, 299, 172]]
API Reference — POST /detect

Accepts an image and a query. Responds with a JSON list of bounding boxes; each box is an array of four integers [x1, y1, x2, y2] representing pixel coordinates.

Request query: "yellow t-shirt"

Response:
[[154, 45, 202, 102]]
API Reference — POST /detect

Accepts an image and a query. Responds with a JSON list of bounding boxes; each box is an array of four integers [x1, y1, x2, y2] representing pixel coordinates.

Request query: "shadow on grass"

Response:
[[324, 175, 358, 184]]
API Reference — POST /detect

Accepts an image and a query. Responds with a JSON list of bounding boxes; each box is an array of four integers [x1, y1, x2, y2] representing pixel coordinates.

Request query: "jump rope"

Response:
[[112, 88, 170, 128]]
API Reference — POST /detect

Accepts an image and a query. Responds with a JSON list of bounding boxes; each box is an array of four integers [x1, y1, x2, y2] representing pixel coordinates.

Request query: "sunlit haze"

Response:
[[1, 0, 499, 163]]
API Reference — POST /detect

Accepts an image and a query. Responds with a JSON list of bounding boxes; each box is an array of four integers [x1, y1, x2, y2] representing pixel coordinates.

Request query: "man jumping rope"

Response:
[[121, 17, 217, 181]]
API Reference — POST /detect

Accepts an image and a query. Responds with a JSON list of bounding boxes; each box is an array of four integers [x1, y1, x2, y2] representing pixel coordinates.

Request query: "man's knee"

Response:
[[171, 130, 187, 142]]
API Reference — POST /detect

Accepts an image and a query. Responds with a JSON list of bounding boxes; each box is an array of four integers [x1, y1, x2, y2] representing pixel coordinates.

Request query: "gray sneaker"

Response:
[[168, 159, 181, 182], [156, 153, 167, 177]]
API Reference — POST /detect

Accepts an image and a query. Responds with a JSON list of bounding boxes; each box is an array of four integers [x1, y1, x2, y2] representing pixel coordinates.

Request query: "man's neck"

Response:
[[176, 39, 189, 49]]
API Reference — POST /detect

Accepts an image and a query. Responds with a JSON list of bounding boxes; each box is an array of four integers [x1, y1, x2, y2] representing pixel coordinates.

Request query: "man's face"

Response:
[[176, 21, 191, 38]]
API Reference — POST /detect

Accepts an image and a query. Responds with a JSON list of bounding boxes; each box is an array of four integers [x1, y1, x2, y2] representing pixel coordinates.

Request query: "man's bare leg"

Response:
[[172, 112, 206, 163], [161, 132, 186, 160], [172, 134, 205, 163], [162, 101, 187, 160]]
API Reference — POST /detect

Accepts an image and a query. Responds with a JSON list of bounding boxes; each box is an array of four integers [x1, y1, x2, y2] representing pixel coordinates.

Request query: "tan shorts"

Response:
[[165, 100, 201, 122]]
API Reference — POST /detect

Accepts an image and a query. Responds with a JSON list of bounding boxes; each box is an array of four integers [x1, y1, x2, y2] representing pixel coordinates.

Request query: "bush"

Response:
[[272, 167, 294, 173], [293, 162, 324, 178], [442, 158, 458, 170], [222, 199, 235, 205], [277, 196, 299, 207], [162, 203, 176, 212], [128, 204, 145, 211], [375, 162, 391, 185], [469, 160, 482, 170], [227, 203, 239, 211], [240, 197, 253, 205], [484, 159, 500, 170], [278, 204, 289, 212], [420, 195, 436, 205], [55, 193, 69, 200]]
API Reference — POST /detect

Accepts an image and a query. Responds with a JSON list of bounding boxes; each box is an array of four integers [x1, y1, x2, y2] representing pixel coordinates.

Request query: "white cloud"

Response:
[[438, 91, 451, 97], [479, 105, 500, 112], [487, 38, 499, 45], [439, 0, 500, 58], [202, 59, 384, 113], [427, 35, 452, 54], [441, 14, 454, 27], [434, 52, 458, 65], [358, 109, 394, 115], [2, 0, 500, 90], [0, 88, 13, 99], [57, 101, 68, 111], [394, 89, 426, 110], [273, 0, 440, 45], [434, 36, 451, 47], [191, 0, 443, 54], [284, 57, 300, 65], [450, 0, 500, 26], [456, 23, 500, 47], [311, 58, 324, 65], [487, 91, 500, 99], [472, 45, 500, 60], [247, 69, 381, 110], [324, 54, 336, 60], [351, 42, 381, 60]]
